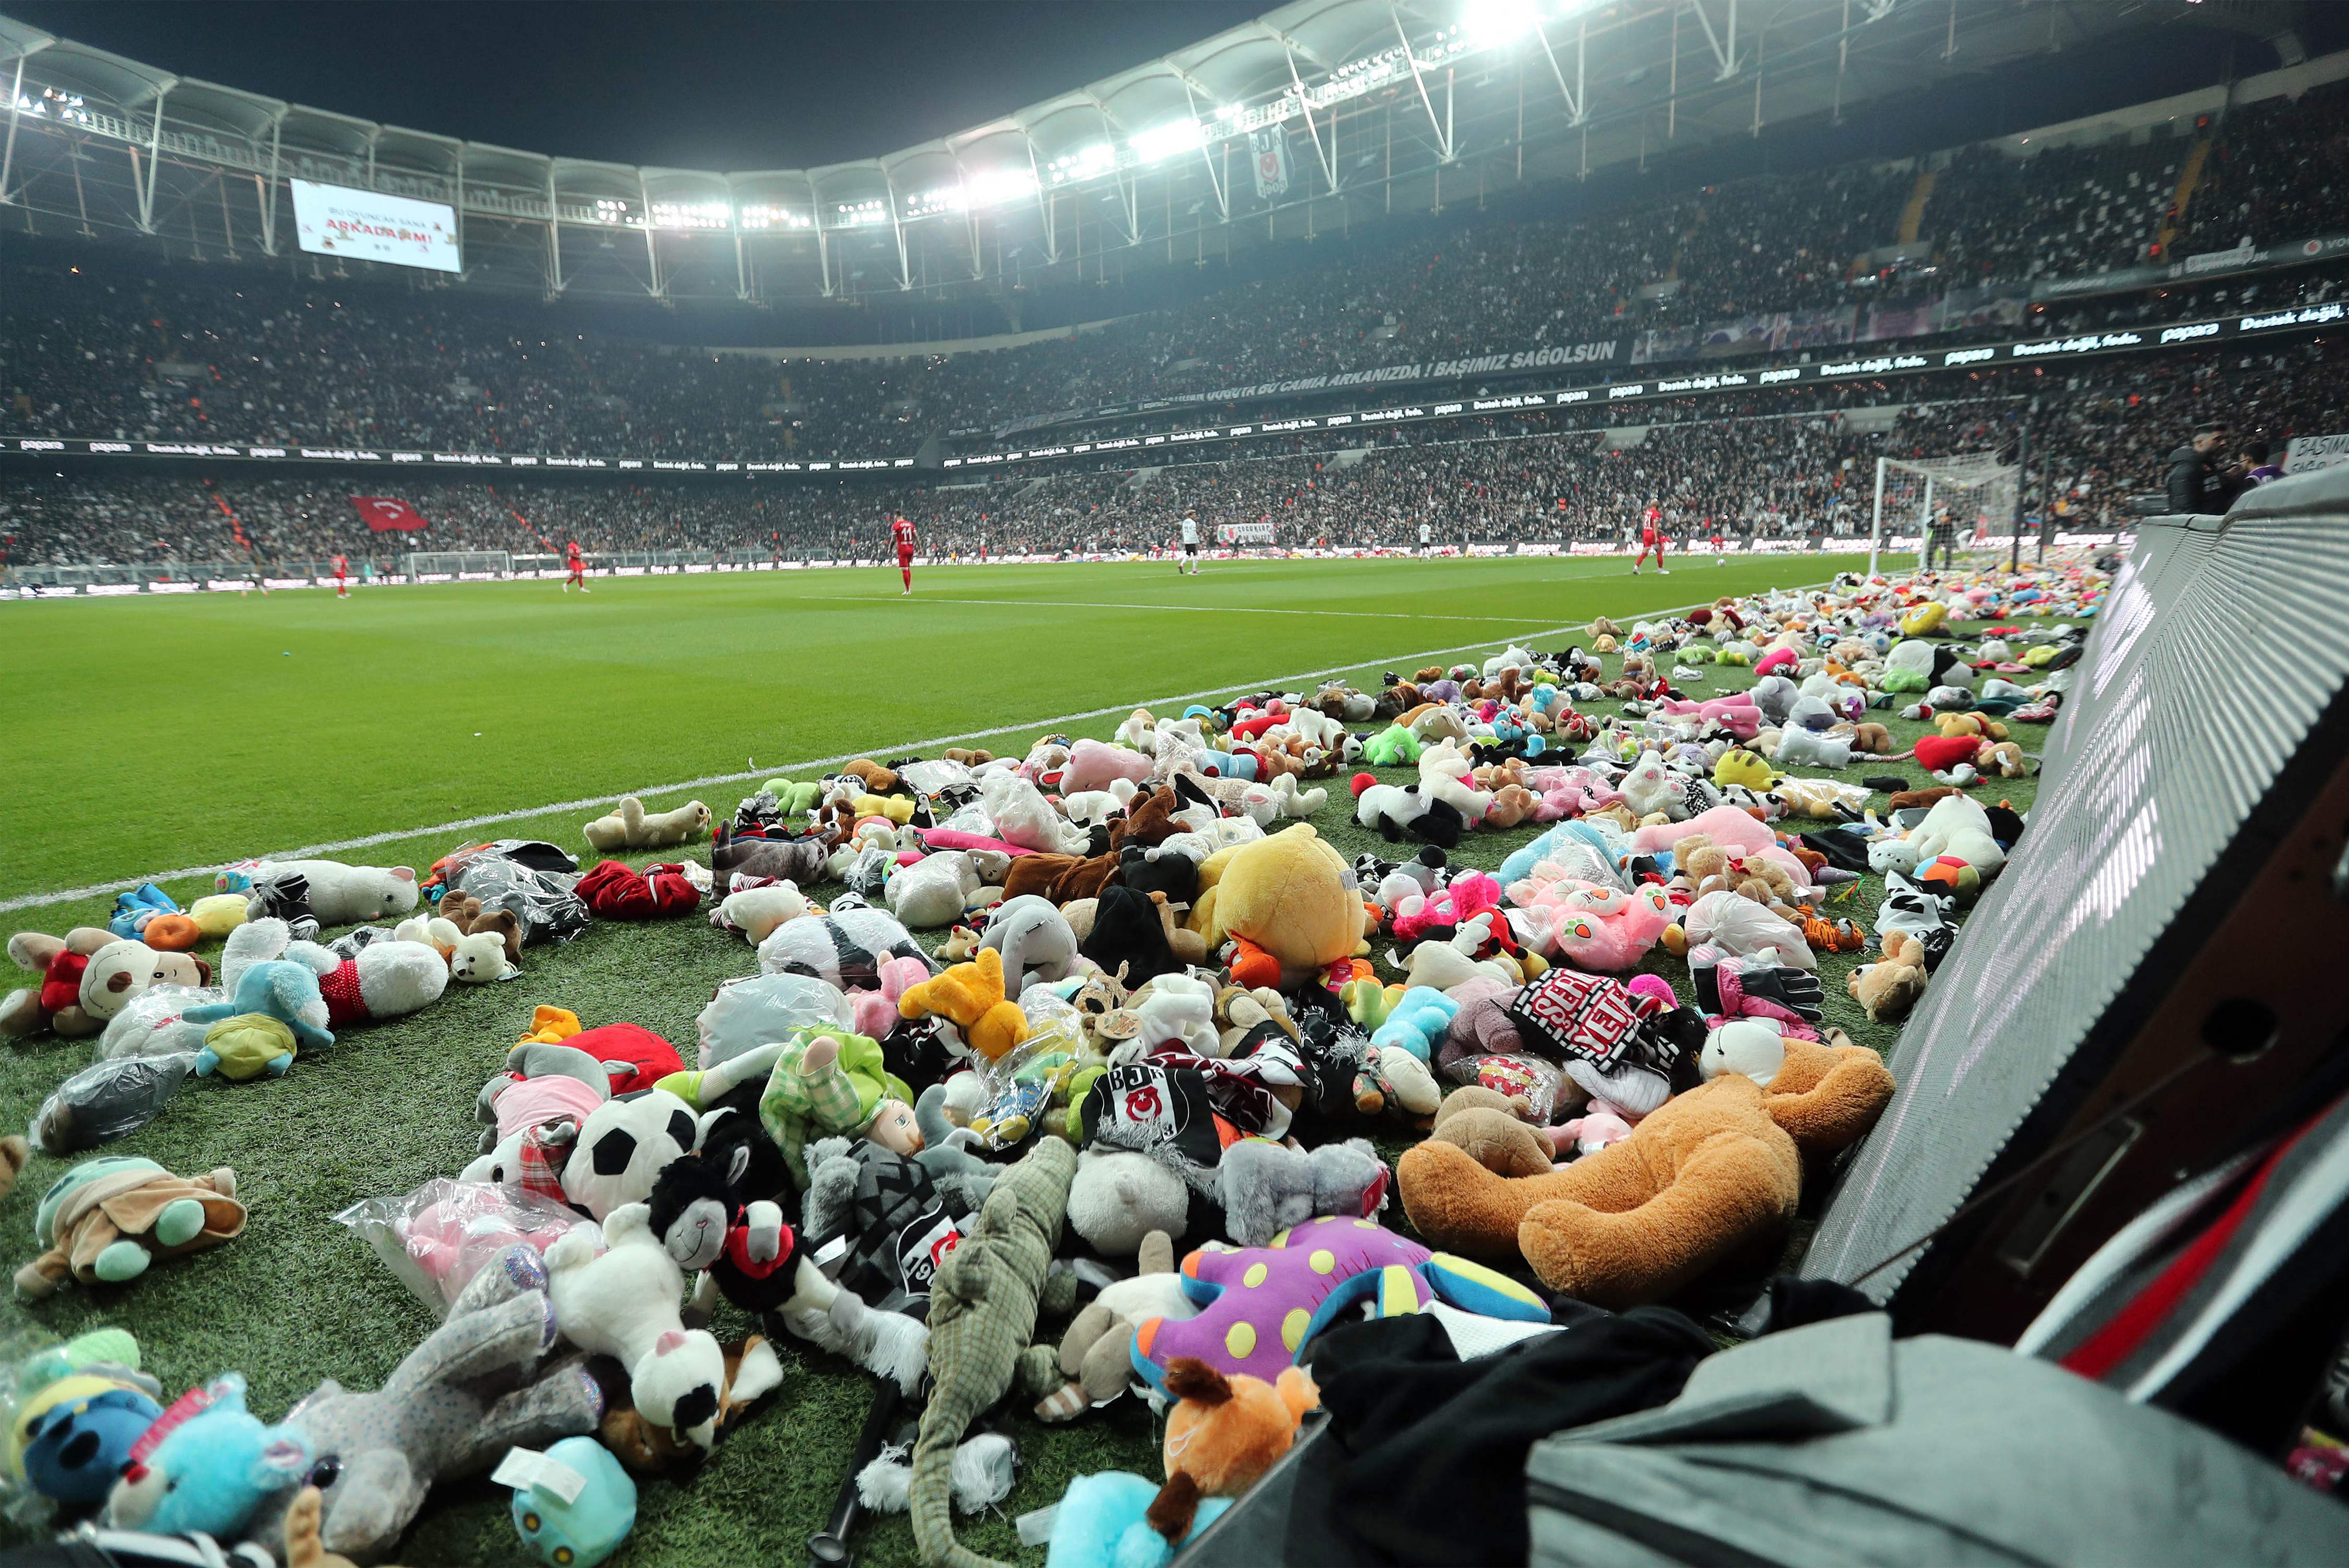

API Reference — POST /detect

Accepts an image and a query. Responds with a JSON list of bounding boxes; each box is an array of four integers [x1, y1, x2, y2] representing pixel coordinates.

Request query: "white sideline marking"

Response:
[[806, 595, 1563, 624], [1, 580, 1826, 915]]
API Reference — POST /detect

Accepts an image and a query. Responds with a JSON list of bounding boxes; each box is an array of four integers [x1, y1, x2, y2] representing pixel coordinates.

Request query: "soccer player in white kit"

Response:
[[1419, 521, 1432, 556], [1179, 510, 1201, 575]]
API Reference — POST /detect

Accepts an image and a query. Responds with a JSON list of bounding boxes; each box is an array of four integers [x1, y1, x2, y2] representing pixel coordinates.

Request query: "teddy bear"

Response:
[[2, 926, 122, 1039], [1676, 838, 1804, 924], [582, 796, 713, 853], [1036, 1229, 1197, 1421], [1218, 1137, 1391, 1248], [1847, 930, 1931, 1023], [16, 1156, 247, 1299]]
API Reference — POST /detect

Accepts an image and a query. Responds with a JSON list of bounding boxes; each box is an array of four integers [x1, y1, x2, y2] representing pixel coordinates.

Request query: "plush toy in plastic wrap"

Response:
[[444, 852, 591, 947], [499, 1434, 637, 1568], [694, 971, 854, 1071], [4, 1328, 165, 1513], [31, 1053, 197, 1156], [335, 1178, 590, 1317], [93, 983, 218, 1061]]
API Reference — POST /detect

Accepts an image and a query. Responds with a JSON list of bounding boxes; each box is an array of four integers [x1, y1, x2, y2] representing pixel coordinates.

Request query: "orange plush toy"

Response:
[[1147, 1357, 1319, 1544], [1397, 1036, 1892, 1308]]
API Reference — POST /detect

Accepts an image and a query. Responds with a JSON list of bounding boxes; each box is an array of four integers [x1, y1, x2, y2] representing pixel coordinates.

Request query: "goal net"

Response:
[[1869, 454, 2018, 575], [402, 550, 513, 579]]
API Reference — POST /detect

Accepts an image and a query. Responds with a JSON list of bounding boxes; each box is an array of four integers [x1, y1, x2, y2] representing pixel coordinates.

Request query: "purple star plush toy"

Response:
[[1130, 1216, 1547, 1393]]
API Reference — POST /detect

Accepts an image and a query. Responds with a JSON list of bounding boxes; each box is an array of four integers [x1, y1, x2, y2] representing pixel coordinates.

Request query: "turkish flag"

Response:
[[351, 496, 431, 533]]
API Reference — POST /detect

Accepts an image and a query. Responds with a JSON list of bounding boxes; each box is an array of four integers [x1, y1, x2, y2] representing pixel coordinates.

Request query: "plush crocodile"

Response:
[[908, 1136, 1075, 1568]]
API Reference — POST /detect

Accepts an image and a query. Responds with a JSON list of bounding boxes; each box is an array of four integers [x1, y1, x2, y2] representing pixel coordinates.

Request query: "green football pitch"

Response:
[[0, 552, 1873, 911], [0, 549, 1980, 1568]]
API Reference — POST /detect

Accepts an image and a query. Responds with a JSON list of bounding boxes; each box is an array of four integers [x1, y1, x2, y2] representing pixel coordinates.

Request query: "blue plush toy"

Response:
[[1045, 1471, 1232, 1568], [1193, 749, 1259, 781], [9, 1329, 165, 1508], [506, 1435, 638, 1568], [104, 1372, 310, 1538], [181, 959, 334, 1053], [1368, 987, 1460, 1061], [109, 883, 181, 940]]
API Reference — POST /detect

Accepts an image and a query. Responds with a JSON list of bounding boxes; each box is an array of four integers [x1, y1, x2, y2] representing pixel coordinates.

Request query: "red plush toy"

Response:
[[1911, 733, 1983, 772], [577, 860, 701, 921], [565, 1021, 686, 1096]]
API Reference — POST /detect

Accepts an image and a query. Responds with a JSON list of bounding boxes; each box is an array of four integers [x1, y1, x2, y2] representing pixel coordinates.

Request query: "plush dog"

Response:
[[2, 927, 121, 1039]]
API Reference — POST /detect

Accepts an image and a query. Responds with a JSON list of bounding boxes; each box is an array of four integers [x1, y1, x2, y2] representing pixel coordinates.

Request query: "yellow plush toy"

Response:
[[1207, 825, 1370, 991], [1899, 601, 1948, 636], [855, 792, 916, 825], [189, 894, 248, 939], [1714, 750, 1775, 791], [1933, 711, 2008, 742], [898, 945, 1029, 1061]]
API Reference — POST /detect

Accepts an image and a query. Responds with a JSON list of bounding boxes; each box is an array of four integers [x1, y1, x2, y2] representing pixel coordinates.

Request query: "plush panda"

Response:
[[563, 1088, 702, 1220], [755, 908, 931, 990]]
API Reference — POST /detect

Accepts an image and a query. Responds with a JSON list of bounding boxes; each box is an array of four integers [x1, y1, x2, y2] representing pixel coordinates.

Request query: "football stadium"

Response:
[[3, 1, 2348, 1564]]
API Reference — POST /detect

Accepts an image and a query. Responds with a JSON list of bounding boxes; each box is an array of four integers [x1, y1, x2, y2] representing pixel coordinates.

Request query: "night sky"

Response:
[[5, 1, 1270, 169]]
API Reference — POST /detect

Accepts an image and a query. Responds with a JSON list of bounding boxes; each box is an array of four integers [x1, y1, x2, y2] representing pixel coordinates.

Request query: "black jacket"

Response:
[[2166, 443, 2216, 514]]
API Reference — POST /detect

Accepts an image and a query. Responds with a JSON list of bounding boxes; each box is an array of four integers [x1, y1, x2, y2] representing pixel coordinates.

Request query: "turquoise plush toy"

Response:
[[506, 1435, 638, 1568], [103, 1372, 310, 1538], [1362, 724, 1422, 766], [1046, 1471, 1232, 1568], [181, 959, 334, 1054], [1368, 986, 1461, 1062]]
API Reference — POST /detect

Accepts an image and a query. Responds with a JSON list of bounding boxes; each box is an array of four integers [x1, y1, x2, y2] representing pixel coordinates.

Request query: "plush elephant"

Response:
[[977, 895, 1081, 991]]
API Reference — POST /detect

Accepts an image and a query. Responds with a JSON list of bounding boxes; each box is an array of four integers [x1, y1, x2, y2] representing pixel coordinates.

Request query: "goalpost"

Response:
[[401, 550, 513, 579], [1867, 453, 2019, 577]]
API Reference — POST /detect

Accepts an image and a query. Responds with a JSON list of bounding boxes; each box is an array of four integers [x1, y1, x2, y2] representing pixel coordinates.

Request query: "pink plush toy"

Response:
[[1514, 880, 1673, 971], [1656, 695, 1762, 740], [850, 954, 932, 1039], [1754, 646, 1799, 678], [396, 1183, 585, 1304], [919, 827, 1036, 859], [1522, 766, 1618, 819], [1061, 738, 1156, 794], [1391, 871, 1504, 945], [1556, 1098, 1634, 1156]]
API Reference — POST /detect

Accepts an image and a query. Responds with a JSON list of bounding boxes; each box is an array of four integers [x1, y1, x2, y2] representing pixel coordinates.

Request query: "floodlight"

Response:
[[1130, 118, 1205, 163], [1462, 0, 1539, 48], [964, 166, 1039, 208]]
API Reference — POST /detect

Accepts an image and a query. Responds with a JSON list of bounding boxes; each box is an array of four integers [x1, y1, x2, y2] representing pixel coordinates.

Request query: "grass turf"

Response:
[[0, 551, 2053, 1567]]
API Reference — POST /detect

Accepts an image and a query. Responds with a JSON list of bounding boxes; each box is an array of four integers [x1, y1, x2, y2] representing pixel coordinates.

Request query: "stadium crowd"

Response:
[[7, 336, 2340, 572], [6, 80, 2342, 467]]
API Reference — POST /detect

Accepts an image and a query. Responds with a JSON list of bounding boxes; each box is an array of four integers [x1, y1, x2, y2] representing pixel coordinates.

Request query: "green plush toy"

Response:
[[1879, 667, 1929, 692], [763, 779, 824, 815], [196, 1015, 295, 1082], [1362, 725, 1423, 766], [1339, 978, 1404, 1031], [756, 1027, 914, 1186]]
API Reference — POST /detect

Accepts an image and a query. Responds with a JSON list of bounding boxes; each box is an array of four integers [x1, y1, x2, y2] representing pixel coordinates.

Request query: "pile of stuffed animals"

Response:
[[0, 560, 2103, 1567]]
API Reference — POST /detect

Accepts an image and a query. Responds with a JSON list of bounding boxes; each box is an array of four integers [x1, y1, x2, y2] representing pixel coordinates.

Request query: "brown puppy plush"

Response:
[[436, 892, 524, 967], [839, 757, 901, 794], [1147, 1358, 1319, 1547], [1001, 852, 1118, 906], [1424, 1086, 1554, 1178], [1109, 786, 1184, 851], [1398, 1037, 1891, 1308]]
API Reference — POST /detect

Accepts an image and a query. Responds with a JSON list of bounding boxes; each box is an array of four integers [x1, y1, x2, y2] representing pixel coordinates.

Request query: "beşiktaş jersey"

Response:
[[1419, 524, 1432, 543], [1079, 1058, 1224, 1193], [1180, 518, 1200, 545], [829, 1140, 969, 1321]]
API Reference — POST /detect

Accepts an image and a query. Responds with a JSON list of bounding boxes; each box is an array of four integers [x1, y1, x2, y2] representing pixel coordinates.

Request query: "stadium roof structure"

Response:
[[0, 0, 2276, 307]]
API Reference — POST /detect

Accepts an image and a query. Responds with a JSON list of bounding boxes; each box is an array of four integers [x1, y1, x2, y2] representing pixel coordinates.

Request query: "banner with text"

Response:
[[2285, 433, 2349, 476], [292, 180, 461, 274]]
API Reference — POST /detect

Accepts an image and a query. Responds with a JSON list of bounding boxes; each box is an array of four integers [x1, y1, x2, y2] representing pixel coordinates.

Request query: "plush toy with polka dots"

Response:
[[1129, 1217, 1546, 1394]]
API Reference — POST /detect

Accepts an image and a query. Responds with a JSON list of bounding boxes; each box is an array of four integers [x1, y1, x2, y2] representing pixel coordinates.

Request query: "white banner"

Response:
[[1249, 127, 1289, 201], [291, 180, 461, 273], [2285, 433, 2349, 475], [1217, 521, 1277, 544]]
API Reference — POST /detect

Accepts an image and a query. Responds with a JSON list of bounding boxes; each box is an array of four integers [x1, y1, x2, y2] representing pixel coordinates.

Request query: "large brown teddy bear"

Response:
[[1397, 1038, 1892, 1308]]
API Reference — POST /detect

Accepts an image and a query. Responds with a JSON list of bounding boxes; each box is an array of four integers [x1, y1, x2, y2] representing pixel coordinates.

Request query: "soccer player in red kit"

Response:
[[1707, 517, 1725, 565], [332, 553, 349, 599], [1632, 504, 1669, 575], [892, 515, 918, 594], [564, 540, 588, 593]]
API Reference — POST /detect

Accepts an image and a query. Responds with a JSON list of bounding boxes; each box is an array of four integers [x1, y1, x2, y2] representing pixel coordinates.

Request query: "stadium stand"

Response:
[[8, 336, 2344, 570], [7, 77, 2345, 467]]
